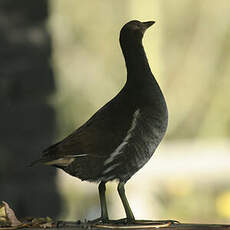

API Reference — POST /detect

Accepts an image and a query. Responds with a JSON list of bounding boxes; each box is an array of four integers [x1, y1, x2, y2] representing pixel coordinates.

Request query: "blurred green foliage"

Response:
[[48, 0, 230, 141]]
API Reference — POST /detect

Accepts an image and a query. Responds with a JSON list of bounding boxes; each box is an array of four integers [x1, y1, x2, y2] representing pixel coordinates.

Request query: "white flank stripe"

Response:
[[104, 109, 140, 166], [102, 163, 120, 175]]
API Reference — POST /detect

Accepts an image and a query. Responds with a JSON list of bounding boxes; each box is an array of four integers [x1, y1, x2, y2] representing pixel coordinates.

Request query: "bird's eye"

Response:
[[131, 24, 142, 32]]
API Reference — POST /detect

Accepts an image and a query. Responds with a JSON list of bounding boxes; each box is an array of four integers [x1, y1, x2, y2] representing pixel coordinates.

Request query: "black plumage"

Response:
[[32, 20, 168, 223]]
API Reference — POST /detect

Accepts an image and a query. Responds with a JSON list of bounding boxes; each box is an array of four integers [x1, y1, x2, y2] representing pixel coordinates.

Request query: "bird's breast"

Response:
[[101, 105, 168, 182]]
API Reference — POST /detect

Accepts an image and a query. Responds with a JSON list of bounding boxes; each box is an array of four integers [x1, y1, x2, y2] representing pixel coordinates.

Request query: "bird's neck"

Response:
[[120, 39, 152, 82]]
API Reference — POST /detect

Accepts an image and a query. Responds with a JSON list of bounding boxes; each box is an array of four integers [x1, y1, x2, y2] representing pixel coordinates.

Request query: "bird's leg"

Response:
[[88, 181, 109, 224], [116, 182, 178, 226], [99, 181, 109, 221], [117, 181, 135, 223]]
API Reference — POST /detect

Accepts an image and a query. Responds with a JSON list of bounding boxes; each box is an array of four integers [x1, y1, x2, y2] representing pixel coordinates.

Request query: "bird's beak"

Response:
[[142, 21, 155, 31]]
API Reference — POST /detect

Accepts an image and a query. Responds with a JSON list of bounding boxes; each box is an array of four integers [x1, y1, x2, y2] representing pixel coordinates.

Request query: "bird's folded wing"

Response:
[[33, 94, 136, 166]]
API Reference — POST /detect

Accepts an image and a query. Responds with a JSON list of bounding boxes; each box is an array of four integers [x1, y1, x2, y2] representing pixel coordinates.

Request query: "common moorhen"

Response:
[[31, 20, 168, 224]]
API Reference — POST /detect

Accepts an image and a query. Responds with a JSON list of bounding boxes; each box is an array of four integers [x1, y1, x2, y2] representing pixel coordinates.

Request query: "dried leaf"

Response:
[[0, 203, 7, 222], [0, 202, 53, 229], [2, 202, 21, 227], [0, 202, 10, 228]]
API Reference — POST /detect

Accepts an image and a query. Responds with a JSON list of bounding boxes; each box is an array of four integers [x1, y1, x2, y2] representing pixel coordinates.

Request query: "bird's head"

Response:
[[120, 20, 155, 44]]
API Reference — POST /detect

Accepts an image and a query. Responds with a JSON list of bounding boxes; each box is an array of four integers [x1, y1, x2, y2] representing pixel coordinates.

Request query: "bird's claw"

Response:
[[88, 217, 109, 224], [89, 218, 179, 226]]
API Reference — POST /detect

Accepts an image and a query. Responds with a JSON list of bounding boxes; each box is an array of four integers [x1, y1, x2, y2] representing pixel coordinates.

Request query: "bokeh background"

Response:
[[1, 0, 230, 224]]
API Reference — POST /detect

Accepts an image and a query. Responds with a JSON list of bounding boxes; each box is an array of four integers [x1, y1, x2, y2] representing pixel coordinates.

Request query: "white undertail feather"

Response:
[[44, 154, 87, 167]]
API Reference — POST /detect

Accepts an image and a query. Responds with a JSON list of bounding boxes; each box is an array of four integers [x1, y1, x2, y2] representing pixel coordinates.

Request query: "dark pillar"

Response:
[[0, 0, 61, 218]]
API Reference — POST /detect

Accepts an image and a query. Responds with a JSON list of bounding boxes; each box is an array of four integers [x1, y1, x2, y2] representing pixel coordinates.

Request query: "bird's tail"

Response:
[[29, 141, 61, 167], [29, 157, 50, 167]]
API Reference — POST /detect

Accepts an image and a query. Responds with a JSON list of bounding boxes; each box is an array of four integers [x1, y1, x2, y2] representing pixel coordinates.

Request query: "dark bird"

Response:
[[31, 20, 168, 224]]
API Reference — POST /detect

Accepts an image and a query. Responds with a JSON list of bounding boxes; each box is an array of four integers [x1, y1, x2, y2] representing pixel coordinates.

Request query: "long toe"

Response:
[[88, 217, 110, 224], [132, 219, 180, 227], [95, 219, 179, 227]]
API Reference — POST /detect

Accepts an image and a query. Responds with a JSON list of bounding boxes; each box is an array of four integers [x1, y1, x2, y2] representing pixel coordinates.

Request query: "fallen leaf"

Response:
[[2, 202, 21, 227], [0, 203, 7, 222]]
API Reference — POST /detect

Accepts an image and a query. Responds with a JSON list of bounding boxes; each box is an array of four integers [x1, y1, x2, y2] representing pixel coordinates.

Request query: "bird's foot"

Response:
[[88, 217, 110, 224], [104, 218, 179, 226], [90, 218, 179, 227], [88, 217, 134, 225], [89, 218, 135, 226], [110, 218, 135, 225], [54, 218, 179, 228], [133, 219, 180, 226]]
